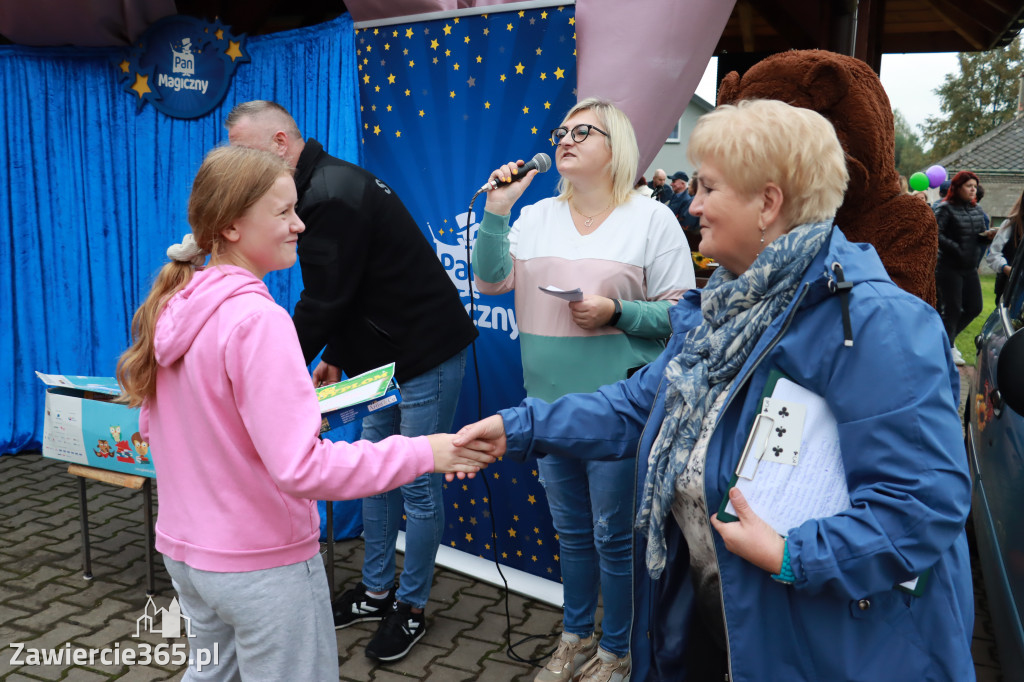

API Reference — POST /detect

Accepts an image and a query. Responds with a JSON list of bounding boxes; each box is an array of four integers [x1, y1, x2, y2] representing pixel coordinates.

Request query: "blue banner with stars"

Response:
[[357, 5, 577, 584]]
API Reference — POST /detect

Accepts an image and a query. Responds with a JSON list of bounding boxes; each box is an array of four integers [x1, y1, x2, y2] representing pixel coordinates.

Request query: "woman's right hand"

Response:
[[483, 160, 539, 217]]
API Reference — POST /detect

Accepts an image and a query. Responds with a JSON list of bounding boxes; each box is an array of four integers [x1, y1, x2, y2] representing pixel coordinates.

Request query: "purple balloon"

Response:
[[926, 165, 947, 189]]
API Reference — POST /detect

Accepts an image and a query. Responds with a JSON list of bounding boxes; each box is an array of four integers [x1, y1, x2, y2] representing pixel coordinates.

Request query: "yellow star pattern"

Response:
[[453, 63, 460, 71], [363, 74, 370, 84], [485, 101, 491, 109], [522, 106, 529, 114], [384, 43, 390, 50], [405, 28, 414, 38], [450, 90, 456, 98], [500, 74, 506, 82], [554, 67, 565, 79], [130, 73, 151, 99], [419, 110, 425, 117], [540, 72, 547, 80], [373, 125, 380, 135], [508, 528, 517, 538], [119, 60, 130, 73], [395, 130, 401, 137], [387, 73, 396, 84], [515, 62, 525, 74], [443, 24, 452, 35], [430, 39, 439, 50], [528, 494, 536, 505], [409, 60, 415, 67], [225, 41, 243, 61], [215, 29, 224, 40], [507, 23, 513, 31], [476, 55, 483, 63]]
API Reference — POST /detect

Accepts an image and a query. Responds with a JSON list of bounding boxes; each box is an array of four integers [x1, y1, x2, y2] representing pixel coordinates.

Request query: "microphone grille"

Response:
[[533, 153, 552, 173]]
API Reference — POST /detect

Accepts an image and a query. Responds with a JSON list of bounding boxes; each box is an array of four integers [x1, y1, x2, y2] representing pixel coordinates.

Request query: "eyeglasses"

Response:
[[550, 124, 609, 146]]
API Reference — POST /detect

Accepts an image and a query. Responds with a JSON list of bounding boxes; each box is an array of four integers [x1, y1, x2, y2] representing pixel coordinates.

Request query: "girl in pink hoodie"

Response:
[[117, 146, 493, 681]]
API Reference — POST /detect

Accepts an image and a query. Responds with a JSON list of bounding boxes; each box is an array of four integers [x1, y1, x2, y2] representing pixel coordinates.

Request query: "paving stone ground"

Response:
[[0, 366, 1004, 680]]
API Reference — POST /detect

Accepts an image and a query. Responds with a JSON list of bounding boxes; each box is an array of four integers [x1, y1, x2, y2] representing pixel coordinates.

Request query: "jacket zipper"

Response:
[[706, 281, 812, 680], [630, 374, 667, 668]]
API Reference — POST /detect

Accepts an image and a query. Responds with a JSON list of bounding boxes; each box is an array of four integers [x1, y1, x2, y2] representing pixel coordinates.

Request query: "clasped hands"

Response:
[[453, 415, 785, 575]]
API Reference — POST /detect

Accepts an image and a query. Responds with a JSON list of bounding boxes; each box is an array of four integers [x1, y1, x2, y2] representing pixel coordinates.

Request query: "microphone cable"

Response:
[[464, 187, 560, 667]]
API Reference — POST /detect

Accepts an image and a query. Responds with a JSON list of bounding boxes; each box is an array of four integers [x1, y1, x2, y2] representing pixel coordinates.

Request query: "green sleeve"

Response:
[[471, 210, 515, 284], [616, 299, 674, 339]]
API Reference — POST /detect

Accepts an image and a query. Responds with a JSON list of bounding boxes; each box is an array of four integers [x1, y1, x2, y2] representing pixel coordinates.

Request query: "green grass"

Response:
[[954, 273, 997, 367]]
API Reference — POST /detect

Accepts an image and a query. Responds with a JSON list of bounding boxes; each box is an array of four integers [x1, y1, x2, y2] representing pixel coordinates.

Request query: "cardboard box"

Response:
[[36, 373, 155, 478], [318, 363, 402, 434]]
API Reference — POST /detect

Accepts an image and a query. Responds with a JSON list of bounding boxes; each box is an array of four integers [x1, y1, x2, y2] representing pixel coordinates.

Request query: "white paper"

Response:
[[537, 285, 584, 302], [726, 378, 850, 536]]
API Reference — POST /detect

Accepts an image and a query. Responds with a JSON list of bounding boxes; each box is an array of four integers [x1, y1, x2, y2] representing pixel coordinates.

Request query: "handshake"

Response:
[[427, 415, 509, 482]]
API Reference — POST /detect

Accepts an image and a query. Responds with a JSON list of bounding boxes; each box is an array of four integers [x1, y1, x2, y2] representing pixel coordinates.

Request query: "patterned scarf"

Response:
[[635, 221, 831, 579]]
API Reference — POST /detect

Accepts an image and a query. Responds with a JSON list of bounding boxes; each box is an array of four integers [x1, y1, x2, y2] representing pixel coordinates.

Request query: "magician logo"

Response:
[[117, 16, 248, 119]]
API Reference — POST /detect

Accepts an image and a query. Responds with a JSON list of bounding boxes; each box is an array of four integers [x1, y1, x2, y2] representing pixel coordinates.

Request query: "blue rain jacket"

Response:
[[501, 227, 974, 681]]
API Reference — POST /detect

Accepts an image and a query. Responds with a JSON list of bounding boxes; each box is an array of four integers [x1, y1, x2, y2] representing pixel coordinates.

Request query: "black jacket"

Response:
[[935, 200, 989, 270], [291, 139, 477, 381]]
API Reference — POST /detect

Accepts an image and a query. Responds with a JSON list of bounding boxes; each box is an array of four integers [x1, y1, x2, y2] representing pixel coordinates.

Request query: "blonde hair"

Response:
[[117, 146, 293, 407], [687, 99, 849, 226], [556, 98, 639, 208]]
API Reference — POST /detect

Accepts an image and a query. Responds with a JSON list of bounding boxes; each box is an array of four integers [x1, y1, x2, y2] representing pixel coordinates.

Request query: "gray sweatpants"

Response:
[[163, 554, 337, 681]]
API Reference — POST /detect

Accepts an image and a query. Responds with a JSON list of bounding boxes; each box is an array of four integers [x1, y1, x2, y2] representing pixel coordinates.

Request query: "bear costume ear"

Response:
[[717, 71, 742, 105], [800, 57, 852, 111]]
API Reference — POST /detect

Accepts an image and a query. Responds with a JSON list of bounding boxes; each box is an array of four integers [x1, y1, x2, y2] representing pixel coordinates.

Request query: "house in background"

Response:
[[932, 79, 1024, 227], [642, 93, 714, 183]]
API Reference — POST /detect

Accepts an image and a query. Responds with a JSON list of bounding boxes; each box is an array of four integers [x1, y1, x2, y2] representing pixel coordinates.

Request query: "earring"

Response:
[[759, 226, 766, 245]]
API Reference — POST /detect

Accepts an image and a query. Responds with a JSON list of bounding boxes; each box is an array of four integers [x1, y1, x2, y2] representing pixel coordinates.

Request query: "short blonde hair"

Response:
[[687, 99, 849, 226], [557, 98, 639, 208]]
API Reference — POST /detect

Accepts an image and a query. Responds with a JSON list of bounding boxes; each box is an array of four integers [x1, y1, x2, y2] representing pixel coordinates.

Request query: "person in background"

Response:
[[648, 168, 671, 203], [934, 170, 989, 366], [986, 187, 1024, 304], [667, 171, 701, 250], [225, 100, 478, 663], [635, 175, 654, 198], [898, 174, 909, 194], [115, 146, 494, 680], [456, 98, 973, 682], [472, 97, 694, 682]]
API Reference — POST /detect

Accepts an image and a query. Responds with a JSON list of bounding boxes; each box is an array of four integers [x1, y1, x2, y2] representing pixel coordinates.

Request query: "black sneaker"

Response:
[[332, 582, 395, 630], [365, 601, 426, 662]]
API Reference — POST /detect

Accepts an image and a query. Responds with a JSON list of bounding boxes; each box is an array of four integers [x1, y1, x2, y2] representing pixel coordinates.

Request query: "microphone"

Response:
[[480, 153, 551, 191]]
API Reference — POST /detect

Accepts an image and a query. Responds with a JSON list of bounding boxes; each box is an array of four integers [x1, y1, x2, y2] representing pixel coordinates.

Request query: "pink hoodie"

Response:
[[141, 265, 434, 572]]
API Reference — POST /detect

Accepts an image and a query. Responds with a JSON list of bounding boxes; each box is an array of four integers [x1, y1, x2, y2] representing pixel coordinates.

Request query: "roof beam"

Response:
[[921, 0, 998, 50]]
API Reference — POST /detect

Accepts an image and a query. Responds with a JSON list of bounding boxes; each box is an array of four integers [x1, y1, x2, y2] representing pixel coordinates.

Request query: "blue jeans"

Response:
[[539, 455, 634, 657], [360, 348, 467, 609]]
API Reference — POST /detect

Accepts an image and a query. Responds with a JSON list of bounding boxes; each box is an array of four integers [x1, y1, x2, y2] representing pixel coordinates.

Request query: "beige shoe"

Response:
[[575, 647, 631, 682], [534, 632, 597, 682]]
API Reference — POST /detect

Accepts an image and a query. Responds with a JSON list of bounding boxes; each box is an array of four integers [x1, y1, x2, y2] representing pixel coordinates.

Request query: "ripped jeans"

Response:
[[539, 455, 635, 657]]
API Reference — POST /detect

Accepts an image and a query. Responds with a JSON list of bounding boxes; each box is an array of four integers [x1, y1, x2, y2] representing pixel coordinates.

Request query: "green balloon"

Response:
[[909, 172, 929, 192]]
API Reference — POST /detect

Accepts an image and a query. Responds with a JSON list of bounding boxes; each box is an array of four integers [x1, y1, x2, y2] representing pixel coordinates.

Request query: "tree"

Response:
[[921, 36, 1023, 159], [893, 108, 930, 178]]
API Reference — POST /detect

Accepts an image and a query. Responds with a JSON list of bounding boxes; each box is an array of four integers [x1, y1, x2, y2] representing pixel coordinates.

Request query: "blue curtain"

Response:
[[1, 14, 360, 454]]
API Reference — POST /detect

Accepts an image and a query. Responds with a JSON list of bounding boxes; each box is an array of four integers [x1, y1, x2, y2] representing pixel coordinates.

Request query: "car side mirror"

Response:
[[997, 328, 1024, 415]]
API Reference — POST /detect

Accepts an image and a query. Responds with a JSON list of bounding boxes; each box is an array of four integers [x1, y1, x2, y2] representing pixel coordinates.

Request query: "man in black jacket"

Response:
[[227, 101, 477, 663]]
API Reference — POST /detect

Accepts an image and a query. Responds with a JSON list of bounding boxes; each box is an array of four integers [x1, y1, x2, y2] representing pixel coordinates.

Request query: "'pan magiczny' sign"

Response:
[[117, 16, 248, 119]]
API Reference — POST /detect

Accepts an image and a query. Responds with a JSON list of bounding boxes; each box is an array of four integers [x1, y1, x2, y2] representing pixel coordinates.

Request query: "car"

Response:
[[965, 242, 1024, 682]]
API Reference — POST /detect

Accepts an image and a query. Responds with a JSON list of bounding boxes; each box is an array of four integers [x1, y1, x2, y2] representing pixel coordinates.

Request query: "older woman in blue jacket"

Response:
[[455, 99, 973, 681]]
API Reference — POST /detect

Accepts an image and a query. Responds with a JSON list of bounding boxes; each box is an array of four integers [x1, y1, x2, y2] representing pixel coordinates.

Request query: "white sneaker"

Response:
[[576, 647, 631, 682], [952, 347, 965, 367], [535, 632, 597, 682]]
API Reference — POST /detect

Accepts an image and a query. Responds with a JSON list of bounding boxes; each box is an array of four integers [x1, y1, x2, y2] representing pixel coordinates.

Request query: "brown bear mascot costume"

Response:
[[717, 50, 938, 306]]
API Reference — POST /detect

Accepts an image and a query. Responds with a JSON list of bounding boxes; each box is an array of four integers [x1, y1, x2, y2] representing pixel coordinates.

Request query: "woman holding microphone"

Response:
[[472, 98, 694, 682]]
